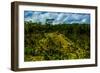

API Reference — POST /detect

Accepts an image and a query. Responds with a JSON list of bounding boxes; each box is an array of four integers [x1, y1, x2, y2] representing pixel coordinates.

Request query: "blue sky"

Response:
[[24, 11, 90, 24]]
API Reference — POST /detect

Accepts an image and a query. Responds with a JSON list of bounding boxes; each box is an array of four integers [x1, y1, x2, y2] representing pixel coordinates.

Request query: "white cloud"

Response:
[[81, 18, 87, 23]]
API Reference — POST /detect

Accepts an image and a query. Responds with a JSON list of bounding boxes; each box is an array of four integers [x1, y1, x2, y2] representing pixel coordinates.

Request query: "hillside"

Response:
[[25, 32, 89, 61]]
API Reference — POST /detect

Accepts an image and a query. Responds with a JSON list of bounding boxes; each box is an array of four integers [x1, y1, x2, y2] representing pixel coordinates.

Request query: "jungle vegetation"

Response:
[[24, 21, 90, 61]]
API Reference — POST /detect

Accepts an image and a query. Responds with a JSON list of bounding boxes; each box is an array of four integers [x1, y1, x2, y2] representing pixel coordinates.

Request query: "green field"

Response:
[[24, 21, 90, 61]]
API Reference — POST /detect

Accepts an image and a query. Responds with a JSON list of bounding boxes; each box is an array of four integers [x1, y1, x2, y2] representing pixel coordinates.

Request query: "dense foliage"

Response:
[[24, 21, 90, 61]]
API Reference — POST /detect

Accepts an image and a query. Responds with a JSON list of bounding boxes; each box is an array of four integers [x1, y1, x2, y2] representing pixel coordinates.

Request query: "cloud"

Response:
[[52, 13, 68, 24], [24, 11, 90, 24]]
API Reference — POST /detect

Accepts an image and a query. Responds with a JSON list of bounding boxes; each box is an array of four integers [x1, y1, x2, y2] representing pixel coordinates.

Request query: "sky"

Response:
[[24, 11, 90, 25]]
